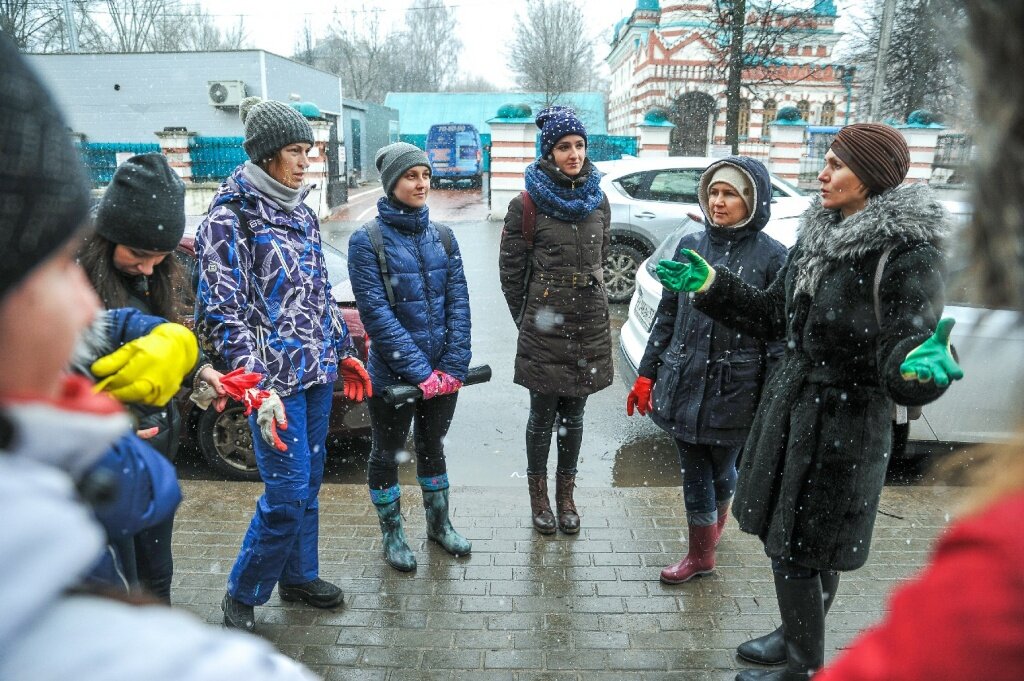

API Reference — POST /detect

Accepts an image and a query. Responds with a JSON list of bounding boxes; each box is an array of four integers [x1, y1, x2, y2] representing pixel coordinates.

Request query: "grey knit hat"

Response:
[[239, 96, 314, 162], [375, 142, 430, 196], [95, 153, 186, 252], [0, 32, 90, 302]]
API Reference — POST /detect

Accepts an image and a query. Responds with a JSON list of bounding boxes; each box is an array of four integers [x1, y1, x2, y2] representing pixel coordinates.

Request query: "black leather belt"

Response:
[[535, 271, 596, 288]]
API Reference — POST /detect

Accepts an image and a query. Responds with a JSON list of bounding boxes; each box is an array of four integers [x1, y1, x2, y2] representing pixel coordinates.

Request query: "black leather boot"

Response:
[[737, 571, 840, 665], [222, 592, 255, 632], [278, 577, 344, 608], [555, 471, 580, 534], [735, 573, 825, 680]]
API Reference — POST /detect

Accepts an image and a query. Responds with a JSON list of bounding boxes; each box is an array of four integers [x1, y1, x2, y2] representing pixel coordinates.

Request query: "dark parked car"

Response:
[[174, 235, 370, 481]]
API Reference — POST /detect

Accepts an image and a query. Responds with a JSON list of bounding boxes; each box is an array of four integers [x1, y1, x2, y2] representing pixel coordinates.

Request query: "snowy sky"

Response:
[[200, 0, 868, 90]]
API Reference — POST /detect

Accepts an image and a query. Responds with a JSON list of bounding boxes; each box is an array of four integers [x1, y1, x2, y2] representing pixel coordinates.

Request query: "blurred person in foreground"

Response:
[[0, 33, 316, 680], [656, 121, 963, 679], [815, 1, 1024, 678], [627, 157, 786, 585]]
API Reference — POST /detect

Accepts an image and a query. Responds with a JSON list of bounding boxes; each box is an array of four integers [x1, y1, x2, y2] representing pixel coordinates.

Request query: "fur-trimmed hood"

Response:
[[792, 182, 951, 296]]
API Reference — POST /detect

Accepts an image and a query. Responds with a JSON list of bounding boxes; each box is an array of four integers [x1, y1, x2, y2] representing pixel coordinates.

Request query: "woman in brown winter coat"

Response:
[[498, 106, 612, 535]]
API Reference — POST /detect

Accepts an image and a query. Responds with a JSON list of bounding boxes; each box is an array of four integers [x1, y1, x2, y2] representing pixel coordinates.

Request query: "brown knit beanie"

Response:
[[829, 123, 910, 193]]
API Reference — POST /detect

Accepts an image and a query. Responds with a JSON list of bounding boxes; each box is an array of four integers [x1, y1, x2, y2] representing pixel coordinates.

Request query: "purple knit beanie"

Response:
[[536, 106, 588, 158]]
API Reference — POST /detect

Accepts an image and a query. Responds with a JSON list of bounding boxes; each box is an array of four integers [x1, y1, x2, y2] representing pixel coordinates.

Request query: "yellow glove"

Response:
[[91, 323, 199, 406]]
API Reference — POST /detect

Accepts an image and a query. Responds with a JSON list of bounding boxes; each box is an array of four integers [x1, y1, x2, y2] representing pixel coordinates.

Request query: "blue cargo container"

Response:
[[426, 123, 483, 187]]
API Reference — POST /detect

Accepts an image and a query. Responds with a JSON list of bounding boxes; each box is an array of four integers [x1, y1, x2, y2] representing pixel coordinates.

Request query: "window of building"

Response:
[[738, 99, 751, 140], [797, 99, 810, 122], [762, 99, 778, 138], [820, 101, 836, 126]]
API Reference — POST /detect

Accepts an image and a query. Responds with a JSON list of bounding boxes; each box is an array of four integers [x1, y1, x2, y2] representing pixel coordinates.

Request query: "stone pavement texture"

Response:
[[173, 481, 957, 680]]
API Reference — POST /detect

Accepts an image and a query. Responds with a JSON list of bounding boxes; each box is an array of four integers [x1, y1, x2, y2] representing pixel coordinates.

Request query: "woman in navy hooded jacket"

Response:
[[347, 142, 472, 573], [627, 157, 786, 585]]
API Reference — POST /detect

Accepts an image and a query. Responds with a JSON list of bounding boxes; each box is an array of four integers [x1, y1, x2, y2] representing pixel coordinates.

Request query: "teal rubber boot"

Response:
[[373, 498, 417, 572], [422, 488, 472, 557]]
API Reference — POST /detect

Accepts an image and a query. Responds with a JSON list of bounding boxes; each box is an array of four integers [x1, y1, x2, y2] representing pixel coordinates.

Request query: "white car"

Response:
[[594, 157, 811, 303], [619, 200, 1024, 458]]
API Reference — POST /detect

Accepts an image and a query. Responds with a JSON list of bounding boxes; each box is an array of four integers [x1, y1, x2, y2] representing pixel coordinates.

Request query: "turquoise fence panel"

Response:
[[534, 134, 637, 162], [399, 134, 428, 149], [190, 137, 247, 182], [79, 142, 161, 186]]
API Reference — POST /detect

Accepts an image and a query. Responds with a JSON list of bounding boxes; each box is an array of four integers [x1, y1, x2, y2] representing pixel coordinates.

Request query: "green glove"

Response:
[[899, 317, 964, 388], [91, 322, 199, 406], [656, 249, 714, 293]]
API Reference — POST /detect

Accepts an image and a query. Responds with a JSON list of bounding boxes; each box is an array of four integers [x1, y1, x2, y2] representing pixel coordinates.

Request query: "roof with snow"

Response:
[[383, 92, 608, 137]]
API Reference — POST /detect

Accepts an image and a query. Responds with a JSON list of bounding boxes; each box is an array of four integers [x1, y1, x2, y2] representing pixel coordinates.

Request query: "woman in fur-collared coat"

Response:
[[655, 123, 963, 681]]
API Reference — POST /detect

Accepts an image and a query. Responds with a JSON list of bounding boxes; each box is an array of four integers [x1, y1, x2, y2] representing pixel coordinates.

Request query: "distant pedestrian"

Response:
[[626, 157, 786, 584], [498, 106, 612, 536], [195, 96, 371, 631], [80, 152, 227, 603], [656, 123, 962, 680], [347, 142, 473, 573]]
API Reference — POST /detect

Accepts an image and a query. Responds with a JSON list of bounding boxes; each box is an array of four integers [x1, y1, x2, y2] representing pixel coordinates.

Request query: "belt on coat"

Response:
[[534, 271, 598, 288]]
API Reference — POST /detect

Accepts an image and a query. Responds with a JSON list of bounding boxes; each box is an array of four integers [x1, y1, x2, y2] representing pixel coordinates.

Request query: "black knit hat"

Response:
[[95, 153, 186, 252], [239, 96, 314, 162], [0, 32, 90, 302]]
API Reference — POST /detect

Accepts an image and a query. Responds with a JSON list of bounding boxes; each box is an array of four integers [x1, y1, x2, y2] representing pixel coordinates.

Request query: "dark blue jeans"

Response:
[[227, 382, 332, 606], [674, 439, 740, 526]]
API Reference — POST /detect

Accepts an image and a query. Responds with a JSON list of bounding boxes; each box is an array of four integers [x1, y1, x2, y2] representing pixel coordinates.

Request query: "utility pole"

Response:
[[62, 0, 79, 52], [869, 0, 897, 120]]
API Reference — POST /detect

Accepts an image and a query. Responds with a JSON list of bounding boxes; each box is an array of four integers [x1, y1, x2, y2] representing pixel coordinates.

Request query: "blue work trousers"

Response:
[[227, 382, 332, 606]]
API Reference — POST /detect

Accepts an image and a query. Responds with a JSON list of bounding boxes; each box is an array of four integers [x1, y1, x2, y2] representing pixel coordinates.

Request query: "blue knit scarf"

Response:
[[524, 159, 604, 222]]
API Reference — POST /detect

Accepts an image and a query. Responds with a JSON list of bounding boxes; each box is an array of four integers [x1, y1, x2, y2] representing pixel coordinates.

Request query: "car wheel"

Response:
[[604, 242, 645, 304], [197, 404, 262, 481]]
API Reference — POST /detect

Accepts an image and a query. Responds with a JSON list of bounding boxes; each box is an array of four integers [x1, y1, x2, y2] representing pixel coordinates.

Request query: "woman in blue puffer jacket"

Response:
[[348, 142, 473, 573]]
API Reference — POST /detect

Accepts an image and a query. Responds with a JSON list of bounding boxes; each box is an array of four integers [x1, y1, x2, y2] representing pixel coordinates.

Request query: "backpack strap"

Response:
[[435, 222, 454, 256], [873, 245, 912, 424], [514, 191, 537, 327], [363, 221, 398, 309]]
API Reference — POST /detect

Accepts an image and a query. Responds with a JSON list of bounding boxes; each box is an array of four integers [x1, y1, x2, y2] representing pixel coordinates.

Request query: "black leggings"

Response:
[[525, 391, 588, 476], [367, 392, 458, 490]]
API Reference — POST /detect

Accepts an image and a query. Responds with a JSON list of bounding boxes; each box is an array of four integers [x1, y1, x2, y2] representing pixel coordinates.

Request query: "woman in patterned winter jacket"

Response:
[[195, 97, 371, 632]]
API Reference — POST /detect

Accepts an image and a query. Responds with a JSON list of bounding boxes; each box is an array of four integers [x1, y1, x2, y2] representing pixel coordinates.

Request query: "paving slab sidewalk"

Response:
[[172, 481, 957, 680]]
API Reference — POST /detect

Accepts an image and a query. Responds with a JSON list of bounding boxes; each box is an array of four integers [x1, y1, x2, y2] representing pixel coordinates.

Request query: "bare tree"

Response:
[[847, 0, 968, 124], [446, 75, 499, 92], [307, 8, 396, 103], [103, 0, 167, 52], [388, 0, 462, 92], [508, 0, 596, 105], [149, 3, 247, 51], [0, 0, 62, 48], [695, 0, 822, 152]]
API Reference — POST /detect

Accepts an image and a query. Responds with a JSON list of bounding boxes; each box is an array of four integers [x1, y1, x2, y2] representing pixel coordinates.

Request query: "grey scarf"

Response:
[[791, 183, 951, 297], [242, 161, 304, 212]]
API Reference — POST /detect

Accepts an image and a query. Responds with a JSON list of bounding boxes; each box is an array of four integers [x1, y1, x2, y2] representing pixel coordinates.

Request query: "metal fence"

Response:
[[78, 142, 161, 186], [534, 134, 638, 162], [933, 133, 974, 169], [798, 126, 841, 184], [190, 137, 247, 182], [737, 140, 771, 162]]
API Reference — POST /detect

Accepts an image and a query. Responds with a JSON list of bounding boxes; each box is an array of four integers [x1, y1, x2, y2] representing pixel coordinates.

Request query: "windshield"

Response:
[[645, 217, 704, 276]]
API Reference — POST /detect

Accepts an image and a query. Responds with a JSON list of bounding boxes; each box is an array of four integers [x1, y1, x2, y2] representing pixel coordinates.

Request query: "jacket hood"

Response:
[[792, 182, 951, 296], [698, 156, 772, 233]]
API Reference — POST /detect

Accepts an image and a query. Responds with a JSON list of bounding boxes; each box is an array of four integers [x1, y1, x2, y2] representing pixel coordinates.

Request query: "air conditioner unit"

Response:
[[207, 80, 246, 107]]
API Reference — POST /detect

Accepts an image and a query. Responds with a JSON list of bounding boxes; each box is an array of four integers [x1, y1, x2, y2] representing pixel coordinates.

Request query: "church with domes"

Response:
[[606, 0, 852, 155]]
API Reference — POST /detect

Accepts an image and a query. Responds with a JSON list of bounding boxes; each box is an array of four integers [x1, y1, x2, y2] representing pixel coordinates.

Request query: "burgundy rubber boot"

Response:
[[660, 522, 717, 584]]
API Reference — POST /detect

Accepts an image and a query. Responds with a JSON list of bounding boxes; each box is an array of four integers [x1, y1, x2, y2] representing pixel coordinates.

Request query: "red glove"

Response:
[[340, 356, 372, 402], [435, 370, 463, 396], [626, 377, 654, 416], [219, 368, 264, 406], [418, 372, 442, 400]]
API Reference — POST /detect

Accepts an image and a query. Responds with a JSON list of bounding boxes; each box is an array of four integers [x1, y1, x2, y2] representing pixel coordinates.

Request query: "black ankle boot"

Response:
[[278, 577, 344, 609], [222, 592, 255, 632]]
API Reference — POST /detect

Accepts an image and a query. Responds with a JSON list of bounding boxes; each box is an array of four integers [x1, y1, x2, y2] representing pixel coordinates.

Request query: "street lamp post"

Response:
[[837, 65, 856, 125]]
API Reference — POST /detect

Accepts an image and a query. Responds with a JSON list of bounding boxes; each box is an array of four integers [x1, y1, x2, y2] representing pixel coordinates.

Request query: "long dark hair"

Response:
[[78, 233, 184, 323]]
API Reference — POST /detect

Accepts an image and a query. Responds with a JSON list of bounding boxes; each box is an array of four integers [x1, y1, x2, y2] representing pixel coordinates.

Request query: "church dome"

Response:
[[636, 0, 660, 11]]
